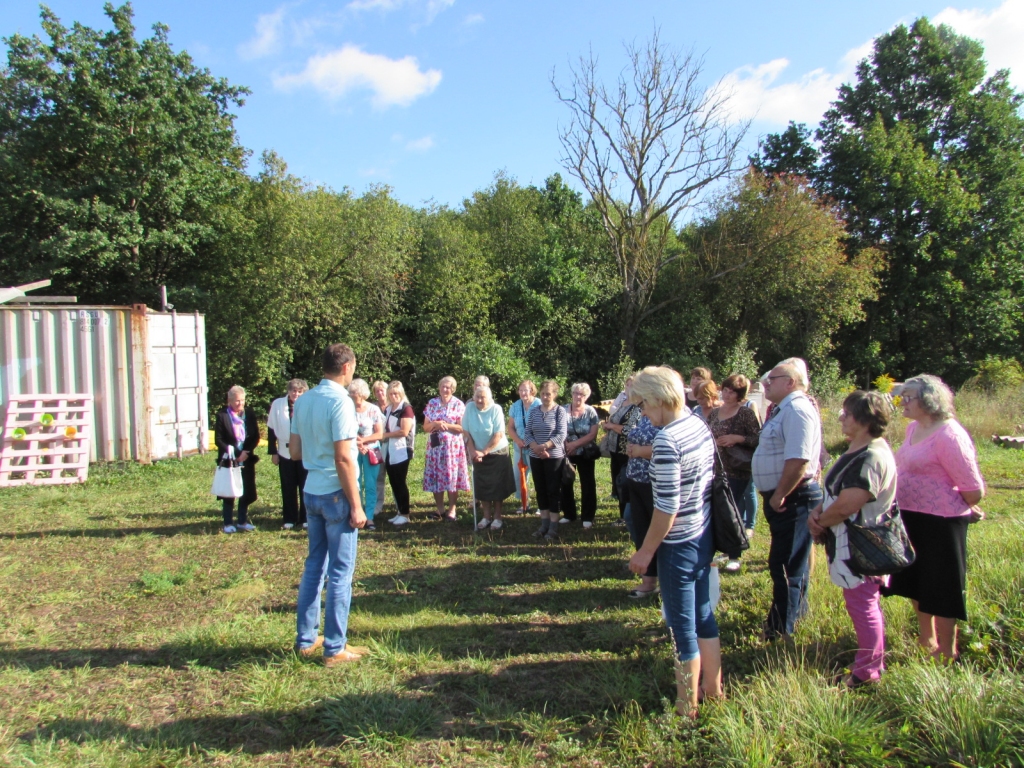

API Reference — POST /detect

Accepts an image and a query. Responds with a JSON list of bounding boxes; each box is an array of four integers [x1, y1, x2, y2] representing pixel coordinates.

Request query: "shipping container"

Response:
[[0, 304, 208, 463]]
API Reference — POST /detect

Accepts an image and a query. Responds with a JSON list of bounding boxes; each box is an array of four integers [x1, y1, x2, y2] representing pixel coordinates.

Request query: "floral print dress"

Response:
[[422, 396, 471, 493]]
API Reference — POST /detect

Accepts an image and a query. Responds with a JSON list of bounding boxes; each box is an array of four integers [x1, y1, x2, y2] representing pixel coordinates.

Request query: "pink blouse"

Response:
[[895, 420, 984, 518]]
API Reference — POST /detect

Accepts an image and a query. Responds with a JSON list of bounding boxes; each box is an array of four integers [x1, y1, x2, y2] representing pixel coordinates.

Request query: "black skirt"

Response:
[[882, 509, 969, 620], [472, 451, 517, 501]]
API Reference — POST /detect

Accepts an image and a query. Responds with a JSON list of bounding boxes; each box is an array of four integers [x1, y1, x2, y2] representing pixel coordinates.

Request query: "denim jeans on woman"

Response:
[[658, 520, 718, 662], [726, 475, 758, 532], [296, 490, 359, 658]]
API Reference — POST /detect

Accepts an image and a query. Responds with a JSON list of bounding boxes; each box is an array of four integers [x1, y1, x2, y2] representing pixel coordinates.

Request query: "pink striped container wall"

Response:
[[0, 304, 208, 463]]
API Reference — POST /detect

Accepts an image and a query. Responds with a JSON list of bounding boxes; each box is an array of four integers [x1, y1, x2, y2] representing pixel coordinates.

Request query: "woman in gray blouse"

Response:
[[525, 380, 568, 541]]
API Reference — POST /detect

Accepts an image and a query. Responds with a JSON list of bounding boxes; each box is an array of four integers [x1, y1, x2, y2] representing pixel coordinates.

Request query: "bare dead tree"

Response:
[[553, 29, 748, 355]]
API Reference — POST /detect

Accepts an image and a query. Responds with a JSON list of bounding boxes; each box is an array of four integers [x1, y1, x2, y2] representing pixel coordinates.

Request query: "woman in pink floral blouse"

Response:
[[422, 376, 471, 520]]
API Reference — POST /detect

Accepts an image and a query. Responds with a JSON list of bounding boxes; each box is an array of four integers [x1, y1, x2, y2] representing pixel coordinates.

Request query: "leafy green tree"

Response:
[[681, 170, 880, 368], [757, 18, 1024, 383], [750, 121, 819, 178], [0, 2, 249, 303], [203, 153, 415, 410]]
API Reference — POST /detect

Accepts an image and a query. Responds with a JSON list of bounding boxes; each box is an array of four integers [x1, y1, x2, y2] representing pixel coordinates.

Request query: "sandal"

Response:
[[627, 587, 660, 599]]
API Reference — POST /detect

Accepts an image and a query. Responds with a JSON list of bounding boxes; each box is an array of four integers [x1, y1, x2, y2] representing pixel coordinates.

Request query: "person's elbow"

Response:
[[961, 488, 984, 506]]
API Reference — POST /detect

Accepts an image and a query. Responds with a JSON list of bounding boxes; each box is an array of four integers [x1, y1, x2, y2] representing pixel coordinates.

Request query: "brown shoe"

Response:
[[296, 636, 324, 658], [324, 648, 364, 666], [345, 644, 370, 655]]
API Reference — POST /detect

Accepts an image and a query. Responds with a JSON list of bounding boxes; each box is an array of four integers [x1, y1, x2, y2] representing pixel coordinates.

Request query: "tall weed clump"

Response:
[[704, 662, 895, 767], [879, 662, 1024, 766]]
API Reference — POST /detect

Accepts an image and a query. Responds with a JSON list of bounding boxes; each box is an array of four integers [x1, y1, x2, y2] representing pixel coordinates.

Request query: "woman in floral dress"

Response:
[[422, 376, 471, 520]]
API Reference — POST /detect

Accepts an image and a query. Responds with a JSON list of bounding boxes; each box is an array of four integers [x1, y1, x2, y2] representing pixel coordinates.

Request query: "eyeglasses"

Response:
[[766, 375, 792, 382], [901, 394, 918, 402]]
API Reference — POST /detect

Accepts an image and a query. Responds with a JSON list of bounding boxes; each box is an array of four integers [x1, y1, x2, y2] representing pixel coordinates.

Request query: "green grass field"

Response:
[[1, 429, 1022, 766]]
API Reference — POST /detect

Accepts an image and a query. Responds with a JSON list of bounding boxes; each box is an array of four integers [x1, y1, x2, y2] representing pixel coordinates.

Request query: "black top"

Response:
[[214, 406, 260, 463]]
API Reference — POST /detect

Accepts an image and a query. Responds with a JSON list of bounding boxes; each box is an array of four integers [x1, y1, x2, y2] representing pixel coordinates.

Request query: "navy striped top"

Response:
[[523, 404, 568, 459], [650, 412, 715, 544]]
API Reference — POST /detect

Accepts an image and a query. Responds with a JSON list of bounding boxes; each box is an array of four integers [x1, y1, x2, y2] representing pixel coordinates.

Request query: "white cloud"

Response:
[[405, 135, 434, 151], [463, 12, 484, 25], [273, 45, 442, 108], [345, 0, 455, 22], [719, 0, 1024, 128], [237, 7, 287, 60], [935, 0, 1024, 90], [719, 39, 874, 126]]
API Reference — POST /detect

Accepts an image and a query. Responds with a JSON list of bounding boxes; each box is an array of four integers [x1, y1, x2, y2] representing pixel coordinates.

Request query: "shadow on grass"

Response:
[[16, 657, 677, 754]]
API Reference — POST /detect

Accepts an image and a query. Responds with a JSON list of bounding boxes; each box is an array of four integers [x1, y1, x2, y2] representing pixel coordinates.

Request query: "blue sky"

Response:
[[3, 0, 1021, 208]]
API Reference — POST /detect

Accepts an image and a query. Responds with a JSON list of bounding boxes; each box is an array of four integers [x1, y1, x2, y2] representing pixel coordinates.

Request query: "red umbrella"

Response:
[[518, 452, 529, 513]]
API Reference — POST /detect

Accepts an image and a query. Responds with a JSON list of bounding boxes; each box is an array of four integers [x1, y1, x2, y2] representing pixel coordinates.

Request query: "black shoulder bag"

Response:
[[704, 424, 750, 559]]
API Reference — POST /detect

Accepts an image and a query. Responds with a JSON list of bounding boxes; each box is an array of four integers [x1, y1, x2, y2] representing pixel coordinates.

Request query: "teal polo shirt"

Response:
[[292, 378, 358, 495]]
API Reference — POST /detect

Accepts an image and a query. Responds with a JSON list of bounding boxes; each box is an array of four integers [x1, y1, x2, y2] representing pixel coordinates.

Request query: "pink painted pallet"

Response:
[[0, 395, 92, 487]]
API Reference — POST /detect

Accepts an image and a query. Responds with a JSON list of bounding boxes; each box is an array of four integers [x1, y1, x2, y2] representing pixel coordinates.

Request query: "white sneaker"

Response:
[[534, 509, 542, 516], [390, 515, 410, 526], [389, 515, 401, 522], [490, 519, 503, 530], [558, 517, 572, 524], [283, 523, 294, 530], [582, 521, 593, 529], [222, 525, 237, 534], [302, 523, 308, 530], [745, 528, 755, 539], [725, 559, 742, 573], [238, 523, 256, 532], [477, 518, 491, 529]]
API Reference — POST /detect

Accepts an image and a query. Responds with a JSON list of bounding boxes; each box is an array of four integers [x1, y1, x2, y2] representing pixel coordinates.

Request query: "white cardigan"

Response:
[[267, 396, 294, 460]]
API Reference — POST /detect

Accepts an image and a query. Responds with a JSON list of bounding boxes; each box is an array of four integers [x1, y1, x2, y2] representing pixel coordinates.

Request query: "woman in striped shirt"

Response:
[[524, 380, 568, 541], [628, 366, 721, 717]]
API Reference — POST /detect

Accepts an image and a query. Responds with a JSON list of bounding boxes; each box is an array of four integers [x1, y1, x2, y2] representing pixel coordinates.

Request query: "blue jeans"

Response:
[[727, 476, 758, 532], [296, 490, 359, 658], [356, 452, 379, 521], [761, 481, 822, 637], [658, 522, 718, 662]]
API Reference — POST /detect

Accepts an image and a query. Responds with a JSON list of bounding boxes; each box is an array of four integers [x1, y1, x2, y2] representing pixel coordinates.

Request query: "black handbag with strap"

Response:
[[703, 424, 750, 559]]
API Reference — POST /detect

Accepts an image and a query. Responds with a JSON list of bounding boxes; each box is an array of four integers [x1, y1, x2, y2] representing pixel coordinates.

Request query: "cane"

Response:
[[471, 455, 478, 531]]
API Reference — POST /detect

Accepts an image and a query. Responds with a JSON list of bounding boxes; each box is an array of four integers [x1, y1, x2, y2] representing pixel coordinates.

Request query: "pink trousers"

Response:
[[843, 579, 886, 681]]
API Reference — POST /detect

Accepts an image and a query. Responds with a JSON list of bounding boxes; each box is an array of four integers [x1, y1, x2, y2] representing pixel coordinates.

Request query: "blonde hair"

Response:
[[519, 379, 537, 395], [695, 380, 720, 402], [387, 380, 407, 401], [632, 366, 686, 410], [439, 376, 457, 393]]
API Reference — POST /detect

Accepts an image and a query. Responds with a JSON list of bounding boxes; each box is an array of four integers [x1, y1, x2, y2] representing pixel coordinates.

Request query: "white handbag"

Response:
[[211, 447, 243, 498]]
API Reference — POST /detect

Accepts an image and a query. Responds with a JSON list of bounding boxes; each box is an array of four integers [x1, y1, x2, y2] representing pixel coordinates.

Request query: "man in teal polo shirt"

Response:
[[289, 343, 367, 665]]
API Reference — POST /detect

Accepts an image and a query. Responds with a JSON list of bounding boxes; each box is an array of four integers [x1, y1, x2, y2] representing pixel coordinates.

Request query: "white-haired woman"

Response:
[[883, 374, 985, 663], [560, 382, 601, 528], [267, 378, 309, 530], [628, 366, 720, 717], [349, 378, 385, 531], [382, 381, 416, 526], [463, 385, 517, 529], [214, 385, 260, 533], [423, 376, 470, 520]]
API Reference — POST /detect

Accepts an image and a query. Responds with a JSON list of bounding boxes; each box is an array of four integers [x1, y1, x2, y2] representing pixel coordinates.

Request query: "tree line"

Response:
[[1, 5, 1021, 414]]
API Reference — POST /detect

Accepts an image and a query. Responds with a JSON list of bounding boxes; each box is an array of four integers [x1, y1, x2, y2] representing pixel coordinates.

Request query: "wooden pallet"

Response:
[[0, 395, 92, 487]]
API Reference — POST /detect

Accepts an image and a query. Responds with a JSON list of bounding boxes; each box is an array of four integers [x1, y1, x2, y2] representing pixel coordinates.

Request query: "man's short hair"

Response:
[[322, 343, 355, 375]]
